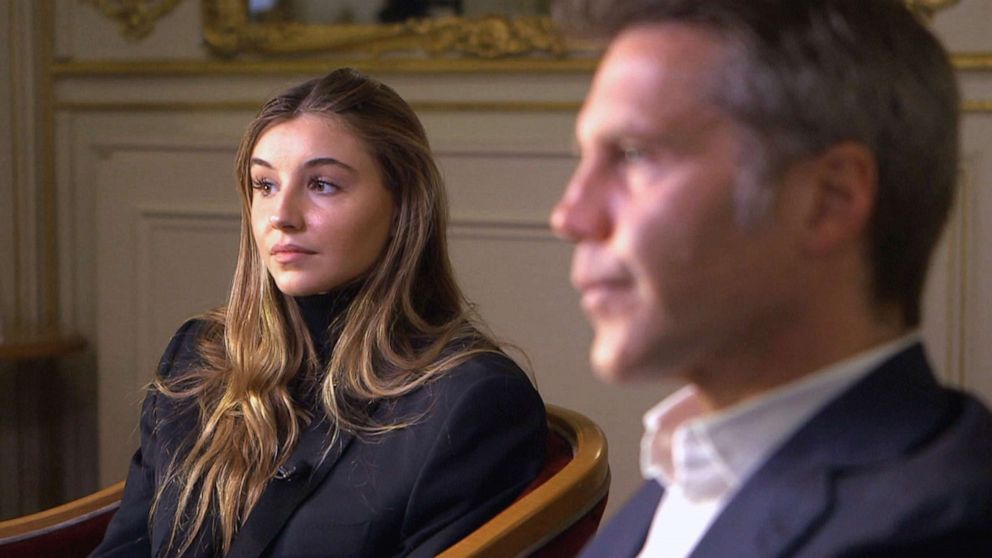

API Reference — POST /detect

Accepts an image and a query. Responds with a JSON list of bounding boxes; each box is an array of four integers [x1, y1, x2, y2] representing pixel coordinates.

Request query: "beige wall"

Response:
[[2, 0, 991, 522], [924, 1, 992, 397]]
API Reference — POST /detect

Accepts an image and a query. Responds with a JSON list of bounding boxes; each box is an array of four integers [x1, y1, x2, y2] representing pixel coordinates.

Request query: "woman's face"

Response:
[[249, 113, 395, 296]]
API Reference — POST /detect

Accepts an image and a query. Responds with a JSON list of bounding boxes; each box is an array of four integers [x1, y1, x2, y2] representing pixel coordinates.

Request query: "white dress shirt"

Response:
[[637, 333, 919, 558]]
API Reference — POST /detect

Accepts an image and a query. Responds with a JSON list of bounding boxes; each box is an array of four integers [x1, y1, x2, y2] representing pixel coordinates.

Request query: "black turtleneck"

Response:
[[294, 289, 352, 363], [290, 284, 361, 405]]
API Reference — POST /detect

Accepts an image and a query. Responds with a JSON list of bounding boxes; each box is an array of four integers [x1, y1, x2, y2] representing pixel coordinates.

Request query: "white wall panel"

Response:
[[932, 1, 992, 52], [958, 115, 992, 401], [57, 0, 206, 60], [440, 152, 576, 224], [134, 208, 239, 391], [90, 142, 240, 482]]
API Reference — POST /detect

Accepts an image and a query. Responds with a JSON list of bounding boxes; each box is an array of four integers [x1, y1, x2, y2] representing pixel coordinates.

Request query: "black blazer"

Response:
[[581, 344, 992, 557], [93, 320, 547, 557]]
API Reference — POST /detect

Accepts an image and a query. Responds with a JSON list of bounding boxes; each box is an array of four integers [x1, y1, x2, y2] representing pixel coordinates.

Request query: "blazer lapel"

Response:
[[689, 444, 834, 557], [691, 344, 949, 558], [580, 480, 663, 558], [227, 418, 356, 558]]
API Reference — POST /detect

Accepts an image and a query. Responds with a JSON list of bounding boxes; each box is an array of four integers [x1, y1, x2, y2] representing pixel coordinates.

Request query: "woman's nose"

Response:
[[269, 191, 304, 231]]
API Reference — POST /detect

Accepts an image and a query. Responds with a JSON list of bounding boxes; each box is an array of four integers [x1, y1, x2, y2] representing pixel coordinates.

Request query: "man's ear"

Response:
[[801, 141, 877, 254]]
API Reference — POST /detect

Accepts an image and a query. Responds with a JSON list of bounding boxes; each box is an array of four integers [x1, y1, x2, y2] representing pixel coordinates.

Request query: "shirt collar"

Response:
[[641, 332, 920, 502]]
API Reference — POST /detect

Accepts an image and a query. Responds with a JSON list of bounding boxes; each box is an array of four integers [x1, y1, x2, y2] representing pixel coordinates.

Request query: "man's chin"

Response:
[[591, 340, 650, 383], [590, 334, 685, 384], [590, 363, 628, 384]]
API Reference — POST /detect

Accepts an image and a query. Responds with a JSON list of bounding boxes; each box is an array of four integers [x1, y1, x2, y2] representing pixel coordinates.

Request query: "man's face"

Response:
[[551, 25, 807, 383]]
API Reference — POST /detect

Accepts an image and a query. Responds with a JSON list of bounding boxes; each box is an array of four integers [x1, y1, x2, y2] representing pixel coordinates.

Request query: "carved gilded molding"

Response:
[[906, 0, 961, 17], [83, 0, 185, 39], [83, 0, 962, 49], [198, 0, 957, 59], [403, 15, 564, 59], [201, 0, 579, 59]]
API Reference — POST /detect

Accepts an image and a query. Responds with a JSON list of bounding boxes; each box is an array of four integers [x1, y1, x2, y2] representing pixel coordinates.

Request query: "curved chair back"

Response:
[[439, 404, 611, 558], [0, 404, 609, 558], [0, 481, 125, 558]]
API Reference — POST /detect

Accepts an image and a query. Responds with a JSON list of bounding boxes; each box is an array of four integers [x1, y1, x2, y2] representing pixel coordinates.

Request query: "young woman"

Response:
[[94, 68, 546, 558]]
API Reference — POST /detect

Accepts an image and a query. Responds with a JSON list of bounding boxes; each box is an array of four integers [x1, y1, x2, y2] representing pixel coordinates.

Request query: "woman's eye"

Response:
[[310, 178, 340, 194], [251, 178, 274, 195]]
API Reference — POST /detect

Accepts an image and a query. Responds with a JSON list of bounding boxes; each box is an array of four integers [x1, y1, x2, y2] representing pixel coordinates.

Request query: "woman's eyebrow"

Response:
[[249, 156, 357, 173], [304, 157, 356, 173]]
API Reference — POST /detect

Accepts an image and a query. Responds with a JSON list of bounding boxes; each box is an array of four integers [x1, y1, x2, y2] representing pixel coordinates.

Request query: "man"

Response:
[[551, 1, 992, 556]]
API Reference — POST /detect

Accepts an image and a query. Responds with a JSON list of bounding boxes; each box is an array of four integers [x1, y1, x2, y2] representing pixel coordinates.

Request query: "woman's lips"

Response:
[[270, 244, 316, 264]]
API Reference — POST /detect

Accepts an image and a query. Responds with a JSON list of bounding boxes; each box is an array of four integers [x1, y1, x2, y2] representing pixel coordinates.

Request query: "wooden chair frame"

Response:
[[439, 404, 611, 558], [0, 481, 125, 543], [0, 404, 608, 557]]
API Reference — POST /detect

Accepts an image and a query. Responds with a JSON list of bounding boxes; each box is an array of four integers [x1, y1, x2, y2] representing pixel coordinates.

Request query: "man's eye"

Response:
[[622, 147, 646, 163]]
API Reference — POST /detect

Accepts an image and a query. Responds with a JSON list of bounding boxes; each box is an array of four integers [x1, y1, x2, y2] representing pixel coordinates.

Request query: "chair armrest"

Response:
[[439, 405, 610, 558], [0, 481, 126, 541]]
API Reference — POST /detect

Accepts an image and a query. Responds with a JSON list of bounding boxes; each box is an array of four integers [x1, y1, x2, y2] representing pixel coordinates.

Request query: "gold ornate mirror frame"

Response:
[[201, 0, 581, 59], [86, 0, 967, 70]]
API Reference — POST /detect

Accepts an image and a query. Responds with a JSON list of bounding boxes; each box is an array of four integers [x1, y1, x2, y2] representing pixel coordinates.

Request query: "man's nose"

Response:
[[550, 165, 611, 242]]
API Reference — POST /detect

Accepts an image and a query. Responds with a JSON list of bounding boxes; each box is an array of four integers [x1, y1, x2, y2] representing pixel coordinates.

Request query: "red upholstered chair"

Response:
[[439, 404, 611, 558], [0, 480, 125, 558]]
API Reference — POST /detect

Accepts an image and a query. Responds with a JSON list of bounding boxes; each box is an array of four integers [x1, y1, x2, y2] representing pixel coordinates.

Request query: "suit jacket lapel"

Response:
[[689, 443, 835, 557], [691, 343, 949, 558], [579, 480, 664, 558], [227, 417, 356, 558], [615, 481, 666, 557]]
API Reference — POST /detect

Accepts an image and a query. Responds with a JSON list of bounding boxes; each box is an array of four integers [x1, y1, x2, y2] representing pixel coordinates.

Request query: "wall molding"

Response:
[[51, 57, 598, 77], [55, 99, 584, 113], [937, 163, 972, 387], [954, 52, 992, 71], [82, 0, 184, 40], [963, 100, 992, 113], [954, 164, 972, 387], [52, 97, 992, 114], [134, 205, 238, 391], [131, 205, 557, 242], [47, 51, 992, 77]]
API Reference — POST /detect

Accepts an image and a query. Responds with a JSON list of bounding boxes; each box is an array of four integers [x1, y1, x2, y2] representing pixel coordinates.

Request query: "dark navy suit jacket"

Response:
[[92, 319, 547, 557], [581, 344, 992, 557]]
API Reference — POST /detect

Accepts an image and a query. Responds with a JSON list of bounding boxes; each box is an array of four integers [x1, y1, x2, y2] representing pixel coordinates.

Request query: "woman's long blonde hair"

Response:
[[152, 68, 497, 555]]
